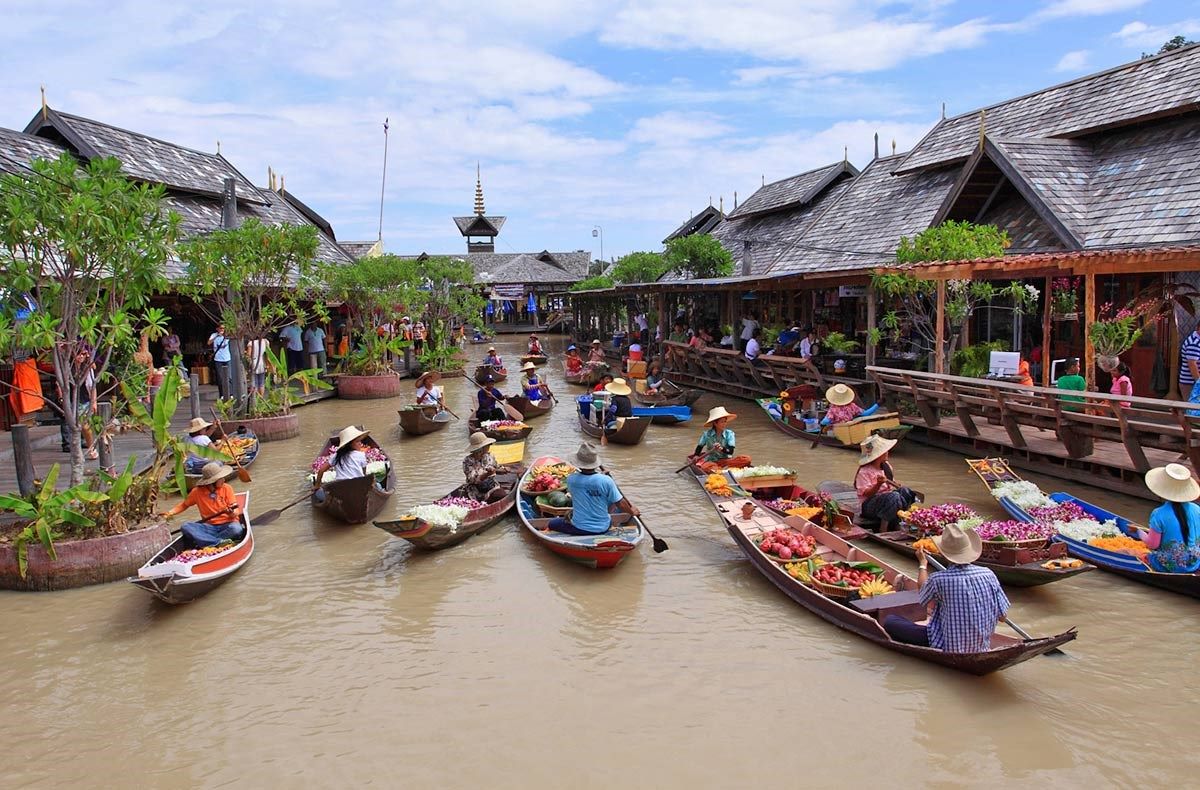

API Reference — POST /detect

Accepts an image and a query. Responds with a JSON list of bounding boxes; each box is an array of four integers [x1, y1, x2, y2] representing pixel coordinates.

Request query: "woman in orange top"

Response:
[[159, 462, 244, 547], [1015, 358, 1034, 387]]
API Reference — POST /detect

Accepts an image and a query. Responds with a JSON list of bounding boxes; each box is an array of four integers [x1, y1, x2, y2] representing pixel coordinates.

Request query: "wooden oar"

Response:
[[471, 381, 523, 421], [210, 408, 252, 483], [441, 403, 460, 421], [250, 491, 312, 526], [924, 554, 1066, 656], [638, 515, 669, 553]]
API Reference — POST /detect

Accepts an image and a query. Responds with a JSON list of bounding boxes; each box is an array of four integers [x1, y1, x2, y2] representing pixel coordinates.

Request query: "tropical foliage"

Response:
[[663, 234, 734, 279]]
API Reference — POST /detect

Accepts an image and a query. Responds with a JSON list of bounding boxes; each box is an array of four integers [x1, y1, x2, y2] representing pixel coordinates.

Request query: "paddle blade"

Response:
[[651, 536, 669, 553], [251, 509, 282, 526], [237, 467, 252, 483]]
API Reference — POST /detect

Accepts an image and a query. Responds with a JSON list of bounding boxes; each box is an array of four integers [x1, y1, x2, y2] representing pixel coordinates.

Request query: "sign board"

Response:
[[492, 284, 525, 300], [838, 285, 866, 298]]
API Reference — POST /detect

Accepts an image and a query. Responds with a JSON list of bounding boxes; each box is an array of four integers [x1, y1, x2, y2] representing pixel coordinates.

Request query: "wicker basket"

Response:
[[521, 481, 562, 497], [808, 576, 862, 599], [535, 495, 573, 517]]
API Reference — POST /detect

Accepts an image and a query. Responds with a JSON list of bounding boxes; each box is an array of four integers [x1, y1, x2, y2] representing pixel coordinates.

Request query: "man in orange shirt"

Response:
[[160, 462, 244, 546]]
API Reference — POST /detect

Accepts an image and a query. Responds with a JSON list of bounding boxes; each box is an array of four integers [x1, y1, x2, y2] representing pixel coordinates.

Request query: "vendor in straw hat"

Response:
[[854, 435, 917, 531], [588, 339, 606, 364], [528, 333, 544, 356], [547, 442, 641, 535], [1134, 463, 1200, 550], [159, 461, 243, 547], [824, 384, 863, 425], [484, 346, 504, 369], [520, 361, 550, 403], [690, 406, 737, 464], [602, 377, 633, 426], [414, 370, 444, 408], [313, 426, 372, 491], [882, 522, 1011, 653], [463, 432, 508, 502], [184, 417, 215, 473]]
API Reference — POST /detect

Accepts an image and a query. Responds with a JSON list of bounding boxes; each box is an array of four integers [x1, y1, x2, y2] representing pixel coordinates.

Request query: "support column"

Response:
[[189, 373, 201, 420], [865, 283, 877, 368], [934, 279, 946, 374], [1041, 276, 1052, 387], [11, 424, 35, 497], [1084, 271, 1096, 390]]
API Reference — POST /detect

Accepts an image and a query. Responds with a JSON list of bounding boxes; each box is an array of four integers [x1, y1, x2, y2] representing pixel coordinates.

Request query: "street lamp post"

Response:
[[592, 225, 604, 267]]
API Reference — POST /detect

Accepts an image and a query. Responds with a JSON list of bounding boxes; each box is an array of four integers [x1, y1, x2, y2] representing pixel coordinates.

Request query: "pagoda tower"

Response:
[[453, 164, 506, 253]]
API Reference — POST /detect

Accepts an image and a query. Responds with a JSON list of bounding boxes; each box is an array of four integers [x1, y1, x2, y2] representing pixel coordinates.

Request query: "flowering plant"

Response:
[[435, 496, 486, 510], [1050, 277, 1080, 314], [1027, 502, 1086, 523], [1089, 300, 1153, 357], [405, 503, 470, 532], [902, 502, 978, 535], [975, 520, 1056, 542], [1054, 517, 1121, 542]]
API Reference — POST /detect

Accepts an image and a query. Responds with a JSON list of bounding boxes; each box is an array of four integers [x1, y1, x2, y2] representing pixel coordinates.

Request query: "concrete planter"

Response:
[[0, 521, 171, 591], [228, 412, 301, 442], [337, 373, 402, 400]]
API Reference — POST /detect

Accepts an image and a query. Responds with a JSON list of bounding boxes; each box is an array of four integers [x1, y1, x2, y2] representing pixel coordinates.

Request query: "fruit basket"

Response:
[[755, 528, 817, 563], [535, 493, 573, 517], [808, 561, 889, 599]]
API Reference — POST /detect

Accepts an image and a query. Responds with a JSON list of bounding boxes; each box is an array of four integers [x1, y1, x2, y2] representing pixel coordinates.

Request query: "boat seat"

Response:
[[850, 589, 926, 624]]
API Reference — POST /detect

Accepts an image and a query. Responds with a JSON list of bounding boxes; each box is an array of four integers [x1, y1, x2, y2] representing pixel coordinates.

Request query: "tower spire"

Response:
[[474, 162, 485, 216]]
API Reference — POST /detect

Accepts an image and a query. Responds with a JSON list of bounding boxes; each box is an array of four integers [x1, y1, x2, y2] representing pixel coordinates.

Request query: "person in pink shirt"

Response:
[[824, 384, 863, 424], [1109, 361, 1133, 408], [854, 436, 918, 531]]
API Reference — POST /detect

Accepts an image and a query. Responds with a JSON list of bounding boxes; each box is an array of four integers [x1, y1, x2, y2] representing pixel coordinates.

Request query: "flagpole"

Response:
[[377, 117, 389, 243]]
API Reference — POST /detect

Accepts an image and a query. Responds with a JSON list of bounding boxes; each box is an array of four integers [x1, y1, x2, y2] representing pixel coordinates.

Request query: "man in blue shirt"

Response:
[[280, 322, 304, 375], [303, 324, 327, 372], [548, 443, 641, 535], [882, 523, 1010, 653], [208, 323, 231, 398]]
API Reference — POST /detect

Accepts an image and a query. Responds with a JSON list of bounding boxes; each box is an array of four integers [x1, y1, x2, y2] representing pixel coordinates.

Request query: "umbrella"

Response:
[[527, 292, 537, 313], [486, 301, 494, 316]]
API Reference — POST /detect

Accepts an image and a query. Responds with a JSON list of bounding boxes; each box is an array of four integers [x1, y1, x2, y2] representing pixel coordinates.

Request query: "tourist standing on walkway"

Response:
[[304, 323, 327, 372], [280, 321, 304, 374], [1109, 361, 1133, 408], [1179, 325, 1200, 399], [738, 311, 760, 353], [246, 335, 269, 395], [1056, 357, 1087, 412], [208, 323, 231, 399]]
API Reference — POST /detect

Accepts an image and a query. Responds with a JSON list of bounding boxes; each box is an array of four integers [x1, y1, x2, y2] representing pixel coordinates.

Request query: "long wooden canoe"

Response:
[[576, 399, 651, 445], [311, 435, 396, 524], [374, 467, 524, 550], [689, 470, 1076, 674], [633, 384, 702, 408], [520, 353, 548, 366], [747, 481, 868, 539], [182, 427, 260, 491], [564, 361, 608, 386], [474, 364, 507, 384], [508, 394, 554, 420], [516, 455, 644, 568], [756, 398, 910, 448], [398, 404, 452, 436], [631, 404, 691, 425], [129, 492, 254, 604], [863, 530, 1094, 587], [467, 416, 532, 441]]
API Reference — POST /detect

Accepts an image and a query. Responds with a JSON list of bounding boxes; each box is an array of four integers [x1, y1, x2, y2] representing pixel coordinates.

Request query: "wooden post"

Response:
[[98, 402, 113, 472], [934, 279, 946, 374], [1083, 271, 1096, 390], [189, 373, 201, 419], [865, 282, 877, 368], [404, 346, 413, 375], [1041, 276, 1052, 387], [11, 424, 35, 496], [655, 291, 666, 360]]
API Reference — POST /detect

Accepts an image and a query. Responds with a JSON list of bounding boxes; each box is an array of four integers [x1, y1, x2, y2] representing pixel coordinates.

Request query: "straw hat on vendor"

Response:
[[521, 361, 538, 373], [1145, 463, 1200, 503], [573, 441, 601, 470], [858, 435, 898, 466], [605, 377, 633, 397], [704, 406, 737, 425], [825, 384, 856, 407], [932, 522, 983, 565], [187, 417, 213, 435], [196, 460, 234, 487], [467, 431, 496, 454], [415, 370, 441, 389]]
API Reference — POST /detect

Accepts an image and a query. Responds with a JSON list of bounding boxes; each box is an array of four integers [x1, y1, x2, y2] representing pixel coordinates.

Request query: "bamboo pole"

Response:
[[935, 280, 946, 374], [1084, 272, 1096, 390]]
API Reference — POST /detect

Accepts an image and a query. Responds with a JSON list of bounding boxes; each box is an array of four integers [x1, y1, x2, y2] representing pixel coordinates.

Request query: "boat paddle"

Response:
[[248, 491, 312, 526], [210, 408, 252, 483], [639, 515, 669, 553], [924, 553, 1066, 657], [471, 381, 524, 421]]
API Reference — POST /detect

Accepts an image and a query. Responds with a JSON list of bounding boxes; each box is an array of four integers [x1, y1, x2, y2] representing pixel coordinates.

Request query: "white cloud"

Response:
[[1113, 19, 1200, 49], [628, 112, 732, 145], [1054, 49, 1092, 71], [1035, 0, 1146, 21]]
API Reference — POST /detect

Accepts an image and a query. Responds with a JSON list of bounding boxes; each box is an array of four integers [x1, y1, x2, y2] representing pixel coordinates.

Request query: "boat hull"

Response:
[[507, 395, 554, 420], [756, 398, 910, 448], [375, 472, 522, 550], [864, 531, 1094, 587], [467, 417, 532, 441], [474, 364, 507, 384], [311, 436, 396, 524], [633, 388, 702, 408], [398, 405, 451, 436]]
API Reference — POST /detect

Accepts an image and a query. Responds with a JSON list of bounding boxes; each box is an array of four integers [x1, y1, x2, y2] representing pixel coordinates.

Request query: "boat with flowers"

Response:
[[309, 435, 395, 524], [516, 455, 645, 569], [633, 383, 702, 409], [374, 466, 524, 550], [970, 458, 1200, 598], [687, 466, 1076, 674], [128, 491, 254, 604]]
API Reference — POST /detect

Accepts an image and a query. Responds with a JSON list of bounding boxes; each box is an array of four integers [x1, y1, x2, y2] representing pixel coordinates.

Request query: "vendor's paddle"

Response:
[[250, 491, 312, 526], [925, 554, 1066, 657], [471, 381, 523, 421], [639, 515, 669, 553], [210, 408, 252, 483]]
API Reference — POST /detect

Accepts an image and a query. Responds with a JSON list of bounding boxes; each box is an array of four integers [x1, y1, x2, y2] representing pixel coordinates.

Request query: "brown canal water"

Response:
[[2, 335, 1198, 788]]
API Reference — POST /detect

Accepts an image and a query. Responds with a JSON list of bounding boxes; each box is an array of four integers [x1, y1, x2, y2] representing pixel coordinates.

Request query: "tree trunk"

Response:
[[66, 424, 85, 487]]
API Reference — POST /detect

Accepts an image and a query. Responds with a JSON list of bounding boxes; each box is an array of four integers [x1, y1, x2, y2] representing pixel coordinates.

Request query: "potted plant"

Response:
[[820, 331, 861, 375], [1089, 301, 1150, 372], [416, 256, 488, 376], [1051, 276, 1080, 320]]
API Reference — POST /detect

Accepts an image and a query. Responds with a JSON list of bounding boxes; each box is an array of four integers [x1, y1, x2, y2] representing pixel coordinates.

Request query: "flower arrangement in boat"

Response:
[[1088, 535, 1149, 557], [989, 480, 1054, 510], [1027, 501, 1086, 523], [171, 541, 237, 565], [435, 496, 486, 510], [900, 502, 978, 535], [729, 465, 794, 480], [1146, 542, 1200, 573], [1053, 517, 1122, 542], [974, 520, 1056, 543], [481, 419, 529, 432], [405, 504, 470, 532]]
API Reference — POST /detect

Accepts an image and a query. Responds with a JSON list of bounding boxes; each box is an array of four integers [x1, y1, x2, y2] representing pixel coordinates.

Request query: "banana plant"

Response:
[[0, 465, 109, 578]]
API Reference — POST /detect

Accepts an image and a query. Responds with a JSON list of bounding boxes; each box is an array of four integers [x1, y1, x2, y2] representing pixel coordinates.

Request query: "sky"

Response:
[[1, 1, 1198, 261]]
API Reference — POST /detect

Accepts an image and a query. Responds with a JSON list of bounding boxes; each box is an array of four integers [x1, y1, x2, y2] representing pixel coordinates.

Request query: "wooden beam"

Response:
[[935, 279, 946, 374], [1041, 275, 1052, 387], [865, 282, 877, 368], [1083, 271, 1096, 390]]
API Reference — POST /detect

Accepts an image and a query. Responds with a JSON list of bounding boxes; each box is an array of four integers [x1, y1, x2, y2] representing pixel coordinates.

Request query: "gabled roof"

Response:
[[0, 126, 70, 175], [727, 161, 858, 219], [895, 44, 1200, 174], [453, 215, 506, 236], [663, 205, 725, 243], [25, 108, 267, 204], [394, 250, 591, 285], [277, 187, 336, 240], [340, 240, 383, 259]]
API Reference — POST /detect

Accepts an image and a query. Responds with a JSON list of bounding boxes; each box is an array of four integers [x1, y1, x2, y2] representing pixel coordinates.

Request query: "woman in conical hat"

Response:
[[313, 426, 372, 490], [159, 461, 243, 547], [854, 434, 916, 531], [1133, 463, 1200, 551], [690, 406, 737, 464], [463, 431, 507, 502]]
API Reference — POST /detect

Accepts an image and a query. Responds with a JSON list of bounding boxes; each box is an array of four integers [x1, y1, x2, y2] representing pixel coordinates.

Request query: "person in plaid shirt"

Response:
[[884, 523, 1010, 652]]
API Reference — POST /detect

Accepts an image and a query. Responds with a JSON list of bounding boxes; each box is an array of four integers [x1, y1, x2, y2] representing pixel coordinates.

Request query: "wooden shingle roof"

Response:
[[453, 215, 506, 235], [727, 161, 858, 219], [663, 205, 725, 243]]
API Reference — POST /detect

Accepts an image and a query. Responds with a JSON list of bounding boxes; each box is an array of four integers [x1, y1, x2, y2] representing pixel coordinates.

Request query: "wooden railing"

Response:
[[664, 342, 873, 401], [869, 366, 1200, 472]]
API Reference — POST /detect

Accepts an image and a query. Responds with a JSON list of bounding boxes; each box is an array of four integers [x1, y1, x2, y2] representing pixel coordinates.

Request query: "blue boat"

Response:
[[1012, 492, 1200, 598], [631, 405, 692, 425]]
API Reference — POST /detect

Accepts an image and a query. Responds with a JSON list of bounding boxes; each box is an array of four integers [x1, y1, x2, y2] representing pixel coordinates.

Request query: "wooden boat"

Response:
[[746, 481, 868, 540], [128, 492, 254, 604], [631, 405, 691, 425], [633, 385, 702, 408], [520, 353, 548, 366], [756, 398, 910, 449], [398, 404, 452, 436], [508, 394, 554, 420], [862, 530, 1094, 587], [183, 427, 260, 491], [516, 455, 645, 568], [311, 435, 396, 524], [564, 361, 608, 386], [374, 467, 524, 550], [467, 416, 532, 441], [1001, 488, 1200, 598], [690, 470, 1076, 674], [576, 396, 651, 445], [474, 363, 507, 384]]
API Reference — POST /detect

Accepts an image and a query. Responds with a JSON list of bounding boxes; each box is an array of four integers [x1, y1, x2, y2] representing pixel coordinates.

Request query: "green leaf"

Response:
[[72, 489, 110, 504], [0, 495, 36, 517], [57, 508, 94, 528], [107, 456, 139, 502]]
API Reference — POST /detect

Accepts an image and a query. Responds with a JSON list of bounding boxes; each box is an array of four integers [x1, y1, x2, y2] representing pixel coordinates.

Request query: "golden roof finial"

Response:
[[474, 162, 485, 216], [892, 139, 897, 155], [40, 85, 47, 121], [216, 140, 221, 155]]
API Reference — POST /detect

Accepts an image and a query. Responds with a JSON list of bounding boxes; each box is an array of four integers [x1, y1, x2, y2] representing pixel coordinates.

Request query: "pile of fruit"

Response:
[[1088, 535, 1149, 557], [756, 528, 816, 560], [172, 541, 236, 564], [703, 473, 734, 496], [540, 491, 573, 509], [812, 561, 886, 590], [525, 463, 574, 494], [857, 577, 896, 598], [784, 556, 826, 581], [212, 435, 256, 462], [481, 420, 529, 433], [912, 537, 940, 554]]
